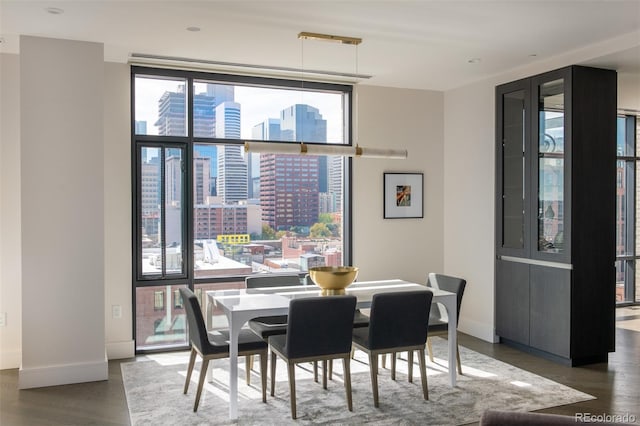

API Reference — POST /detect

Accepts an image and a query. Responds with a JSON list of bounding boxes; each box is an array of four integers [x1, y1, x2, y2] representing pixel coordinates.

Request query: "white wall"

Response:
[[619, 72, 640, 111], [353, 85, 444, 284], [104, 62, 134, 359], [443, 82, 496, 341], [0, 53, 22, 369], [0, 52, 135, 372], [18, 36, 107, 388]]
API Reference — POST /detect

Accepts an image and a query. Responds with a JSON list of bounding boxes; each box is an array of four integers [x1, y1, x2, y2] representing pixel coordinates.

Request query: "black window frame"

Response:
[[616, 113, 639, 305], [131, 66, 354, 352]]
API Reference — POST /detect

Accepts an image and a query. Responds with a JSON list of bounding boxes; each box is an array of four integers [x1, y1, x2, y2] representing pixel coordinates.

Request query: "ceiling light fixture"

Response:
[[297, 32, 362, 45], [245, 30, 404, 160], [45, 7, 64, 14], [186, 26, 201, 32], [468, 57, 481, 64], [244, 142, 407, 159]]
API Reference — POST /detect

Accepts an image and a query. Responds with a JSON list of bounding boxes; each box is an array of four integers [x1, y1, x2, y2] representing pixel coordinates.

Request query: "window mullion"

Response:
[[160, 147, 167, 278]]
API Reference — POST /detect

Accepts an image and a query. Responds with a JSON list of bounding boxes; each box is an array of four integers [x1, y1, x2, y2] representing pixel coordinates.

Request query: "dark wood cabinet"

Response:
[[495, 65, 617, 366], [495, 259, 529, 344]]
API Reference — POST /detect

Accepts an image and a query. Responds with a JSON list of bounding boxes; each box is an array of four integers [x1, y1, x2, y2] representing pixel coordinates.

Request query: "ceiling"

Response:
[[1, 1, 639, 91]]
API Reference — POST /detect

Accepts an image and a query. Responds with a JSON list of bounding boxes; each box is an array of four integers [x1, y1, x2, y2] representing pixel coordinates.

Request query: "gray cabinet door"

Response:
[[495, 259, 530, 345], [530, 265, 571, 357]]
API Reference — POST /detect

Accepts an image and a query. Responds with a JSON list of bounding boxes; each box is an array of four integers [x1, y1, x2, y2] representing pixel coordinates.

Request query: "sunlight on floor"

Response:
[[616, 306, 640, 332], [144, 352, 191, 366]]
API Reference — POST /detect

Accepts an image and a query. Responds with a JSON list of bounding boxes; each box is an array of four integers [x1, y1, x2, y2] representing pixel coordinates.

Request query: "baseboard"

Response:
[[18, 358, 108, 389], [459, 318, 498, 343], [0, 349, 22, 370], [106, 340, 135, 360]]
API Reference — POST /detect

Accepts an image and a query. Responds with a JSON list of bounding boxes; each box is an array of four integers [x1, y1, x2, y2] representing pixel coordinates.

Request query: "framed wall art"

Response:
[[383, 172, 424, 219]]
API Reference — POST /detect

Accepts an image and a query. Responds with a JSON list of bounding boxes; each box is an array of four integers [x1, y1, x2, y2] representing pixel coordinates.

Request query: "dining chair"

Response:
[[304, 273, 370, 329], [269, 295, 357, 419], [352, 290, 433, 408], [245, 274, 303, 381], [179, 287, 268, 412], [246, 274, 302, 340], [426, 272, 466, 375]]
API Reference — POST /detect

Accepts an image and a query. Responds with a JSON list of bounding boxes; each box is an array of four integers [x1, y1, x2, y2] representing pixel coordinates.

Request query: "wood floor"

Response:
[[1, 308, 638, 425]]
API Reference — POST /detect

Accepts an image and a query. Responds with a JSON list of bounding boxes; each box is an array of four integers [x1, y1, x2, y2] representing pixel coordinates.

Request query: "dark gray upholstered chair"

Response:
[[179, 287, 268, 412], [426, 273, 466, 375], [352, 290, 433, 407], [304, 273, 370, 329], [269, 295, 357, 419], [246, 274, 302, 340], [245, 275, 304, 380]]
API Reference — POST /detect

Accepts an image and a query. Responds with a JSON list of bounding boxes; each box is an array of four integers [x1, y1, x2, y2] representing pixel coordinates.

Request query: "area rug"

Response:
[[121, 338, 594, 425]]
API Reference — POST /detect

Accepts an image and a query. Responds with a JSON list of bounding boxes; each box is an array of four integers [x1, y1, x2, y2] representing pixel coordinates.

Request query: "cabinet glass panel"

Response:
[[502, 90, 526, 249], [538, 79, 565, 253]]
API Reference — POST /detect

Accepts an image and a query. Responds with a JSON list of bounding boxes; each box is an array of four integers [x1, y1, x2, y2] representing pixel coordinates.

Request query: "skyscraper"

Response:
[[135, 120, 147, 134], [165, 154, 183, 207], [155, 85, 217, 137], [155, 85, 187, 137], [194, 145, 217, 195], [328, 155, 343, 212], [216, 102, 247, 203], [280, 104, 326, 143], [140, 155, 160, 239], [193, 155, 211, 204], [260, 154, 319, 231], [258, 105, 325, 230], [249, 118, 281, 199]]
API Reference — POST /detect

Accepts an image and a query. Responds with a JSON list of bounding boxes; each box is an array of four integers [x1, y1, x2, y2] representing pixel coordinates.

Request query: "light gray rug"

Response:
[[121, 338, 594, 425]]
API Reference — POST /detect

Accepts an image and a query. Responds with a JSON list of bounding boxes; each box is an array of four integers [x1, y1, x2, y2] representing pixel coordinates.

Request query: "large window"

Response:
[[615, 114, 640, 304], [132, 67, 353, 351]]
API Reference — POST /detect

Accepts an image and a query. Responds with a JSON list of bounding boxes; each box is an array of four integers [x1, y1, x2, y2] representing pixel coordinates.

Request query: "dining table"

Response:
[[205, 278, 458, 420]]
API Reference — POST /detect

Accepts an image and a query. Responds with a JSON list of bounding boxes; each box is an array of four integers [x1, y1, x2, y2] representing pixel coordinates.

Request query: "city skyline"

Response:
[[135, 77, 344, 142]]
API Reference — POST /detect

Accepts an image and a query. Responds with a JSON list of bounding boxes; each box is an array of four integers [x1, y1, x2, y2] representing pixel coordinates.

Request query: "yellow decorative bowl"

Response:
[[309, 266, 359, 295]]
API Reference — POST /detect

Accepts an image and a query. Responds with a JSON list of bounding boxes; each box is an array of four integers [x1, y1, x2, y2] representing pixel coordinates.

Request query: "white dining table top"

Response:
[[208, 279, 453, 312]]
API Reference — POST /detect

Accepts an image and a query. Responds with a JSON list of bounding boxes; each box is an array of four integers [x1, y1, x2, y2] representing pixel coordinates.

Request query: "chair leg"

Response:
[[351, 346, 355, 359], [343, 356, 353, 412], [456, 345, 462, 375], [247, 355, 253, 372], [322, 360, 328, 390], [391, 352, 396, 381], [314, 361, 318, 383], [407, 350, 414, 383], [329, 359, 333, 380], [418, 348, 429, 401], [184, 347, 197, 394], [245, 355, 251, 385], [288, 361, 297, 419], [369, 353, 380, 408], [260, 352, 268, 403], [193, 358, 209, 412], [270, 351, 277, 397], [381, 353, 386, 369], [427, 337, 434, 362]]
